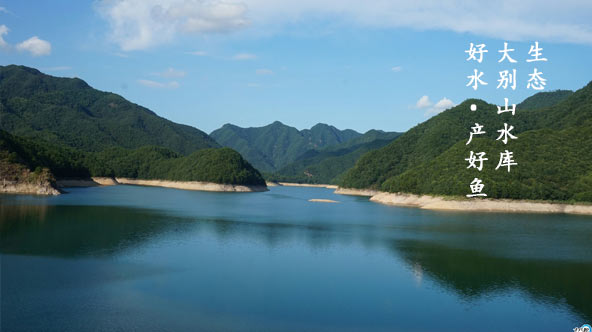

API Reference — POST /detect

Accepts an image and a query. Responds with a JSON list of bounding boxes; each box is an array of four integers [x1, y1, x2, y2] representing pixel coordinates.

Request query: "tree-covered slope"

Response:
[[0, 130, 266, 186], [0, 65, 219, 154], [88, 146, 265, 185], [0, 130, 90, 179], [341, 82, 592, 202], [340, 99, 511, 189], [210, 121, 361, 172], [517, 90, 573, 110], [270, 130, 401, 184], [383, 127, 592, 201]]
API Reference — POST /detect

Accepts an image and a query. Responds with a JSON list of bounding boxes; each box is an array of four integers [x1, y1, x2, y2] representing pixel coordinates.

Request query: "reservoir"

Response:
[[1, 185, 591, 331]]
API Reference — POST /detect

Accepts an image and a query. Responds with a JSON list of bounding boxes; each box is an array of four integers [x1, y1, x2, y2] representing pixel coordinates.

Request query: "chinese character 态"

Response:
[[527, 68, 546, 90]]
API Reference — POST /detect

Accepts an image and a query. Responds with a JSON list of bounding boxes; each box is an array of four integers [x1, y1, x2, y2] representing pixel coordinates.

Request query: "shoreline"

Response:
[[269, 182, 338, 189], [334, 188, 592, 215], [0, 181, 60, 196], [115, 178, 268, 192], [334, 187, 380, 197], [54, 177, 267, 193]]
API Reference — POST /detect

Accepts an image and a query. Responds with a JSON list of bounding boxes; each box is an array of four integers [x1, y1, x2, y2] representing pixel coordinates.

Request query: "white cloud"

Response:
[[96, 1, 592, 50], [0, 25, 8, 49], [247, 82, 260, 88], [428, 97, 455, 115], [391, 66, 402, 72], [16, 36, 51, 56], [187, 50, 207, 56], [95, 0, 249, 51], [233, 52, 256, 60], [416, 96, 455, 116], [0, 7, 9, 14], [137, 79, 180, 89], [255, 68, 273, 75], [415, 95, 432, 109], [156, 67, 186, 78], [244, 0, 592, 44]]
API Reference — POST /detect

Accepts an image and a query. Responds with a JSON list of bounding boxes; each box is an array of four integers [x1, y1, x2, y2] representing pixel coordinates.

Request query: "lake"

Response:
[[1, 185, 591, 331]]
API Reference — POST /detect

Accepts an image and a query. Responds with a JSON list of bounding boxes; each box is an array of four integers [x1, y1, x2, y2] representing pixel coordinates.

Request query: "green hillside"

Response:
[[0, 65, 266, 188], [517, 89, 573, 110], [210, 121, 361, 172], [341, 84, 592, 202], [0, 65, 219, 154], [269, 130, 401, 184], [0, 130, 266, 186], [88, 146, 265, 185]]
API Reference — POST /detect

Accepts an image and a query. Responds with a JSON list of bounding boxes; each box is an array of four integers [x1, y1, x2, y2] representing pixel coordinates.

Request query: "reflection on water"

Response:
[[0, 205, 192, 257], [392, 239, 592, 320], [1, 186, 591, 330]]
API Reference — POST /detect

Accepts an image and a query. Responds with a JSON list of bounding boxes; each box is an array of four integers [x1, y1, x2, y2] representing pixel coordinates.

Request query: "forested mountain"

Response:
[[210, 121, 361, 172], [0, 130, 266, 187], [0, 65, 219, 154], [517, 89, 573, 110], [0, 66, 265, 188], [340, 86, 592, 202], [269, 130, 401, 184]]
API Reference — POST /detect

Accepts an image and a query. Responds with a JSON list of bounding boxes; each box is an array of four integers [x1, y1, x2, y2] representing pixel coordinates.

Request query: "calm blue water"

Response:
[[1, 185, 591, 331]]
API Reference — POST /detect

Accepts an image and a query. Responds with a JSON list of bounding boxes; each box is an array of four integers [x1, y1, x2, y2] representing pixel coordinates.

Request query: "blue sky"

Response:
[[1, 0, 592, 133]]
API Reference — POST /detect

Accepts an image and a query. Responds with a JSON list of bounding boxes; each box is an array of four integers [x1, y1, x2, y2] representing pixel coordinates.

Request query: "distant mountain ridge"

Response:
[[270, 129, 402, 184], [211, 121, 362, 172]]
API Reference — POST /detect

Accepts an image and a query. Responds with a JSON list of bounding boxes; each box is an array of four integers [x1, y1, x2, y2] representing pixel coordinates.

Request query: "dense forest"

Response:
[[268, 130, 401, 184], [0, 66, 265, 187], [210, 121, 362, 172], [341, 85, 592, 202], [0, 130, 266, 186], [0, 65, 219, 154]]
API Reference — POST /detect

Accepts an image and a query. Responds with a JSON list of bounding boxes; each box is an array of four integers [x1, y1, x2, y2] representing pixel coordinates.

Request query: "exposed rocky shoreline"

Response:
[[333, 188, 592, 215], [114, 178, 268, 192], [2, 177, 267, 195]]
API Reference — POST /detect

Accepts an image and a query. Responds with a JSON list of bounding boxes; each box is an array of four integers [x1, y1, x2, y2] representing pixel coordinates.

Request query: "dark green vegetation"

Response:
[[89, 146, 265, 185], [0, 66, 265, 187], [268, 130, 401, 184], [210, 121, 362, 172], [341, 86, 592, 202], [0, 65, 218, 154], [517, 89, 573, 110]]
